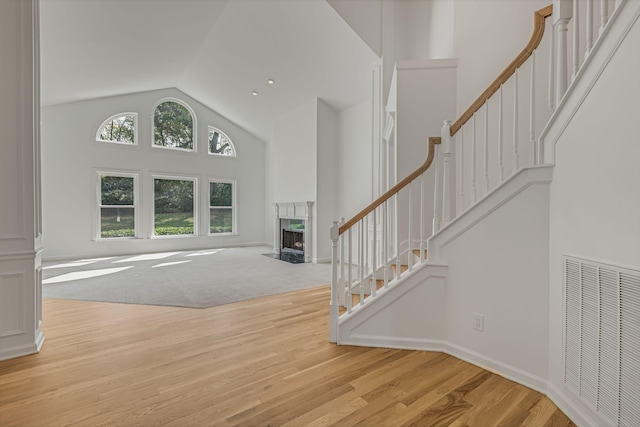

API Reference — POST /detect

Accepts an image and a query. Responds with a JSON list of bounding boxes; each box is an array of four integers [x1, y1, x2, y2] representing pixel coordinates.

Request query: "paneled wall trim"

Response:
[[0, 0, 44, 361]]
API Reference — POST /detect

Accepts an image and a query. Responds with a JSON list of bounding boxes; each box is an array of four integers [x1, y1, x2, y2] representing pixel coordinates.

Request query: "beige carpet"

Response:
[[42, 246, 331, 308]]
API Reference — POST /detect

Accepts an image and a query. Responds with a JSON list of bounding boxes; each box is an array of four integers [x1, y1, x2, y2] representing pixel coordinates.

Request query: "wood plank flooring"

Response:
[[0, 286, 575, 426]]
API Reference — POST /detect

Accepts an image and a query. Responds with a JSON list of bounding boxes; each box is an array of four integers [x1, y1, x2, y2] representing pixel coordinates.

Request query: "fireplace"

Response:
[[280, 219, 305, 263], [273, 202, 313, 263]]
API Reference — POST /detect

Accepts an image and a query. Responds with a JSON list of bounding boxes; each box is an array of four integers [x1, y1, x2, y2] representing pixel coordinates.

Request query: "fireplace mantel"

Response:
[[273, 201, 313, 263]]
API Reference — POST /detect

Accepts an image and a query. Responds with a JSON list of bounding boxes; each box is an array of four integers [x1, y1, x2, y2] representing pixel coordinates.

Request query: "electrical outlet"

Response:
[[472, 313, 484, 332]]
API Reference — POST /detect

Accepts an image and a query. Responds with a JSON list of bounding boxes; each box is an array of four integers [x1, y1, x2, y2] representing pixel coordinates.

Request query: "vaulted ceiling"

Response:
[[40, 0, 379, 142]]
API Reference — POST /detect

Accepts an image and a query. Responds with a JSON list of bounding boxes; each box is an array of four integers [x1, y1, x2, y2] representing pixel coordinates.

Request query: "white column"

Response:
[[441, 121, 454, 223], [0, 0, 44, 361]]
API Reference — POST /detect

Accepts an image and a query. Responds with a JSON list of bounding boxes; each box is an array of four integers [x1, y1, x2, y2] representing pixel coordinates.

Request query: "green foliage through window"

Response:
[[98, 114, 136, 144], [154, 101, 194, 150], [154, 179, 195, 235], [210, 181, 233, 234], [100, 175, 135, 238], [208, 127, 235, 156]]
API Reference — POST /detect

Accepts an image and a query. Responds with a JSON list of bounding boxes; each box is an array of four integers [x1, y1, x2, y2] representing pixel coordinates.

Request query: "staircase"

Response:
[[330, 1, 640, 426]]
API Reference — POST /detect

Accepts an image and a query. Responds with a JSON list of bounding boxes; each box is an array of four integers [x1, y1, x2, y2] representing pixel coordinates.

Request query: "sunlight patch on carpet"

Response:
[[43, 267, 134, 284], [113, 252, 181, 263], [185, 249, 223, 257], [152, 260, 192, 268]]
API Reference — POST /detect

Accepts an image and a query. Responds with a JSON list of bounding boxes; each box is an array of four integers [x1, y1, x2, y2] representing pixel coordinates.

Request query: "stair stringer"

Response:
[[339, 164, 554, 395], [337, 263, 449, 350]]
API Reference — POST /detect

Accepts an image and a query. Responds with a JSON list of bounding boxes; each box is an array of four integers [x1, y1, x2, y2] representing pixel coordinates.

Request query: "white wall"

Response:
[[266, 98, 340, 263], [337, 100, 373, 219], [316, 100, 339, 262], [395, 59, 457, 245], [547, 5, 640, 423], [41, 88, 266, 260], [427, 0, 454, 59], [440, 183, 550, 386], [266, 98, 318, 259], [453, 0, 549, 115], [270, 98, 318, 204], [327, 0, 382, 57]]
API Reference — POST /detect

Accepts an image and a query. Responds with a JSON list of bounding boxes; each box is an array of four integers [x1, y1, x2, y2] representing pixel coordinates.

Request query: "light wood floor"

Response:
[[0, 286, 575, 426]]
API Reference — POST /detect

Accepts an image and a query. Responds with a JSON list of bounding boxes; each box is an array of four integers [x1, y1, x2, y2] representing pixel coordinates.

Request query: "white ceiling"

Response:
[[40, 0, 379, 142]]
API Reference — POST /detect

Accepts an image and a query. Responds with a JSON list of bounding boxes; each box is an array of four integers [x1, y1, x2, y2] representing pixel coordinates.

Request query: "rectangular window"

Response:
[[209, 180, 234, 234], [154, 177, 196, 236], [98, 173, 137, 239]]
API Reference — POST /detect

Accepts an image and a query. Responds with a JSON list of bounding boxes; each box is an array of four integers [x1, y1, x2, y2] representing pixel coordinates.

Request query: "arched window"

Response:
[[96, 113, 137, 144], [208, 127, 236, 157], [153, 99, 195, 151]]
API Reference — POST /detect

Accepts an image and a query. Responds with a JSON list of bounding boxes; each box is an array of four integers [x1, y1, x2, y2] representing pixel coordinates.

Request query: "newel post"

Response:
[[329, 220, 340, 343], [441, 120, 454, 224], [554, 0, 572, 104]]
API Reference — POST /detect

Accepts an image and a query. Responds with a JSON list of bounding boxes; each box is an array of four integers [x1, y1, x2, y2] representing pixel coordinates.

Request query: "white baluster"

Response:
[[395, 194, 401, 280], [338, 217, 345, 306], [572, 0, 580, 79], [586, 0, 594, 54], [459, 127, 464, 214], [554, 0, 572, 105], [347, 227, 352, 313], [530, 51, 537, 165], [600, 0, 609, 34], [471, 115, 477, 205], [498, 84, 504, 183], [432, 143, 441, 235], [420, 171, 425, 263], [330, 220, 339, 342], [359, 221, 364, 304], [371, 210, 377, 297], [383, 200, 389, 288], [513, 69, 519, 172], [364, 215, 369, 279], [484, 102, 489, 194], [441, 120, 454, 224], [408, 183, 413, 272], [549, 22, 556, 111]]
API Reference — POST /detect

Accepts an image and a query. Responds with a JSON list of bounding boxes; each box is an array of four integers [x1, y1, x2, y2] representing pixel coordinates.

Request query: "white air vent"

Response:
[[563, 256, 640, 427]]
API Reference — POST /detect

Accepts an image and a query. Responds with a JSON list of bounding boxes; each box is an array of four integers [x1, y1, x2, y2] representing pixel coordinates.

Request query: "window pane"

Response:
[[101, 176, 134, 205], [154, 179, 194, 235], [99, 115, 135, 143], [100, 207, 135, 238], [210, 208, 232, 234], [154, 101, 194, 150], [208, 128, 235, 156], [210, 182, 232, 207]]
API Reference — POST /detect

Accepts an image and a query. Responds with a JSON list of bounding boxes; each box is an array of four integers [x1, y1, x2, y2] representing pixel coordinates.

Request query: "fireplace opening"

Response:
[[280, 219, 305, 263]]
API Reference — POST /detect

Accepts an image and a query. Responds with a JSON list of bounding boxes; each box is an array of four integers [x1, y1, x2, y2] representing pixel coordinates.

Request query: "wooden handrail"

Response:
[[339, 137, 441, 235], [449, 5, 553, 137], [337, 5, 552, 237]]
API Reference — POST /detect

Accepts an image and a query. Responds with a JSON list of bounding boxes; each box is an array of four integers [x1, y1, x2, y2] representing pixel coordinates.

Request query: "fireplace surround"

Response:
[[273, 202, 313, 263]]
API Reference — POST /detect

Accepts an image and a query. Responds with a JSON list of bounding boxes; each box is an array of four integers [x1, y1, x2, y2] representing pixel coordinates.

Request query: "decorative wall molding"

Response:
[[428, 165, 553, 263]]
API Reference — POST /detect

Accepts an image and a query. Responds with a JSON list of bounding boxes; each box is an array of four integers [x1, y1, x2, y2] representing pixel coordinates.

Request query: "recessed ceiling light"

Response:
[[267, 79, 275, 85], [252, 91, 258, 96]]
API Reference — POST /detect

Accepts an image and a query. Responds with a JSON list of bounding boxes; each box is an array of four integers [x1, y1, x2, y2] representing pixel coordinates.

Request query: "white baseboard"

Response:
[[546, 382, 614, 427], [0, 336, 44, 362], [443, 342, 547, 394]]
